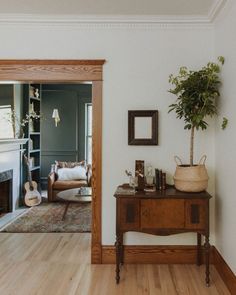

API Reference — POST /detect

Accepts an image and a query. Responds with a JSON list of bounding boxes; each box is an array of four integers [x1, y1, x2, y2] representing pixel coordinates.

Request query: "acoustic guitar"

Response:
[[24, 155, 42, 207]]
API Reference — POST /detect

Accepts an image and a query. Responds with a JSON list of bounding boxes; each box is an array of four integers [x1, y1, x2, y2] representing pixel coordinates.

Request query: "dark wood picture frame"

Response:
[[128, 110, 158, 145]]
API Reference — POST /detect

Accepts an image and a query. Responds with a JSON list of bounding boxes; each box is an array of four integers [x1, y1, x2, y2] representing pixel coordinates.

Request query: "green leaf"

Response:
[[218, 56, 225, 65], [221, 117, 228, 130]]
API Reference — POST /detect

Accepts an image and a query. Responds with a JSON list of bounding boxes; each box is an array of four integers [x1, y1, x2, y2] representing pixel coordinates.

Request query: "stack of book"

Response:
[[155, 169, 166, 190]]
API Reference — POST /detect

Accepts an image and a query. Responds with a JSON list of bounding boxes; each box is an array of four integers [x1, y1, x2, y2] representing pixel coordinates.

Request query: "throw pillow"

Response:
[[57, 166, 87, 181], [55, 160, 86, 169]]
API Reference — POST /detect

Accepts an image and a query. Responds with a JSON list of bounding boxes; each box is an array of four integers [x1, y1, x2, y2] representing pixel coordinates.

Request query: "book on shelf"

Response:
[[155, 168, 167, 190], [162, 172, 166, 190], [158, 169, 163, 190], [155, 169, 159, 189]]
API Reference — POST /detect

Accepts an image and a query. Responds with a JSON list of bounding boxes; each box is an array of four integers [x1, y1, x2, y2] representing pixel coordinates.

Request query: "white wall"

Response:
[[214, 0, 236, 273], [0, 21, 215, 245]]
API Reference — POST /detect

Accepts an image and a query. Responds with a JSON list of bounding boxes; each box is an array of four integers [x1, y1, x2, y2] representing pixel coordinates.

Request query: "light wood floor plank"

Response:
[[0, 233, 230, 295]]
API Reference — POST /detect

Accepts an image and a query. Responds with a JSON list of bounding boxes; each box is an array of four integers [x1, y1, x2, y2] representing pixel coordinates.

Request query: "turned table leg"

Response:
[[120, 235, 124, 265], [204, 235, 210, 287], [197, 233, 202, 266], [115, 234, 121, 284]]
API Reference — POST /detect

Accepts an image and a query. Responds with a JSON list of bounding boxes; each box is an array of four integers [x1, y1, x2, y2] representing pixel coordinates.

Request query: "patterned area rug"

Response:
[[2, 202, 91, 233]]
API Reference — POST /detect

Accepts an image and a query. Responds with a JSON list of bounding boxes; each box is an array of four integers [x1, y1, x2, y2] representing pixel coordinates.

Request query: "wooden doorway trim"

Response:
[[0, 59, 105, 263]]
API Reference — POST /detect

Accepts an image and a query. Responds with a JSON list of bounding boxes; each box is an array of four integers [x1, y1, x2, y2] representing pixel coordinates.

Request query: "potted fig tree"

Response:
[[168, 56, 227, 192]]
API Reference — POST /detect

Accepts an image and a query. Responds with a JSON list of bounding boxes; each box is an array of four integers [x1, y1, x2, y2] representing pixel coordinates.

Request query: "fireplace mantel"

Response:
[[0, 138, 28, 153], [0, 138, 28, 145]]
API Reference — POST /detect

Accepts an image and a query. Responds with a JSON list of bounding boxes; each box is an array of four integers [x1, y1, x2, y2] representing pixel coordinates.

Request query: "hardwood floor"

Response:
[[0, 233, 230, 295]]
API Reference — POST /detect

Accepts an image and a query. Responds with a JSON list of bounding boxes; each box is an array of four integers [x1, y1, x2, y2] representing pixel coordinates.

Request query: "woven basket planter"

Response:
[[173, 155, 209, 192]]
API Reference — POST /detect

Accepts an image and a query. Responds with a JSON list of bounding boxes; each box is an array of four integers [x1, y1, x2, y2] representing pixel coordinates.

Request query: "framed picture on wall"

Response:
[[128, 110, 158, 145]]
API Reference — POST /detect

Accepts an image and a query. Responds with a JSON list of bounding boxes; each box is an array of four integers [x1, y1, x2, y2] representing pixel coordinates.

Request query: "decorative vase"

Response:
[[29, 86, 35, 97], [29, 119, 34, 132], [173, 155, 209, 192], [129, 176, 137, 188], [146, 176, 154, 185]]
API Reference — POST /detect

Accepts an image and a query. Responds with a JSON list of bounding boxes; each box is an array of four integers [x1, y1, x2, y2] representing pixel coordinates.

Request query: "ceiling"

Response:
[[0, 0, 222, 16]]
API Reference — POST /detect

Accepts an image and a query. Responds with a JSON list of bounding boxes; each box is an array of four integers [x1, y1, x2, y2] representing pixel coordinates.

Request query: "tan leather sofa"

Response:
[[47, 161, 92, 202]]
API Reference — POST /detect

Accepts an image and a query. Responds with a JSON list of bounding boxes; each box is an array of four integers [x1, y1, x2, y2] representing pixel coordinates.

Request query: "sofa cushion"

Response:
[[53, 180, 87, 190]]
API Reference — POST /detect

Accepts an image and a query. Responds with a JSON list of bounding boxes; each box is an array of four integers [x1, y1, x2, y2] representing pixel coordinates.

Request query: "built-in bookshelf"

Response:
[[23, 84, 41, 191]]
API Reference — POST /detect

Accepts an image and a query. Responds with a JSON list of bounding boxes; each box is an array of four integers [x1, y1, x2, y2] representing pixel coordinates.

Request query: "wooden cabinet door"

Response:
[[140, 199, 185, 229], [118, 198, 140, 231], [185, 199, 207, 230]]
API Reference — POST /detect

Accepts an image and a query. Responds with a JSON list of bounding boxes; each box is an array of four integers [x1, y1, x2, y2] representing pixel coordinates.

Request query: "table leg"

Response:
[[115, 234, 121, 284], [197, 233, 202, 266], [204, 235, 210, 287], [62, 202, 70, 221], [120, 235, 124, 265]]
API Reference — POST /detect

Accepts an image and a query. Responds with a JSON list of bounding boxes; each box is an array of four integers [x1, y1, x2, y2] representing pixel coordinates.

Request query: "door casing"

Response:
[[0, 59, 105, 263]]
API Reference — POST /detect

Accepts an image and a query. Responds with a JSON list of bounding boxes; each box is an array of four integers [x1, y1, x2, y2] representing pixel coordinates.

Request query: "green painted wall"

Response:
[[41, 84, 91, 188], [0, 84, 24, 138], [0, 85, 14, 106], [0, 84, 23, 111]]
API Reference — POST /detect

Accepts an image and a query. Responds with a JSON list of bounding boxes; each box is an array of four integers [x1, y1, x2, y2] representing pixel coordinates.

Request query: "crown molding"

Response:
[[0, 13, 213, 27], [208, 0, 227, 21], [0, 1, 227, 28]]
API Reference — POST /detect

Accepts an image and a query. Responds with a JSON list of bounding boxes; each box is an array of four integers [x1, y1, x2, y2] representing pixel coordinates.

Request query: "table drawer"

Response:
[[141, 199, 185, 229]]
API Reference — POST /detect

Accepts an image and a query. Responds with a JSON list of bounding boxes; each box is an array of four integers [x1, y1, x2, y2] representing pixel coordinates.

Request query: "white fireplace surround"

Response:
[[0, 138, 28, 211]]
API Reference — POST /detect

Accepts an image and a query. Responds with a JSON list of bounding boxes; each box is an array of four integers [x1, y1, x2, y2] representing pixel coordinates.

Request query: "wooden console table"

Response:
[[114, 186, 212, 286]]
